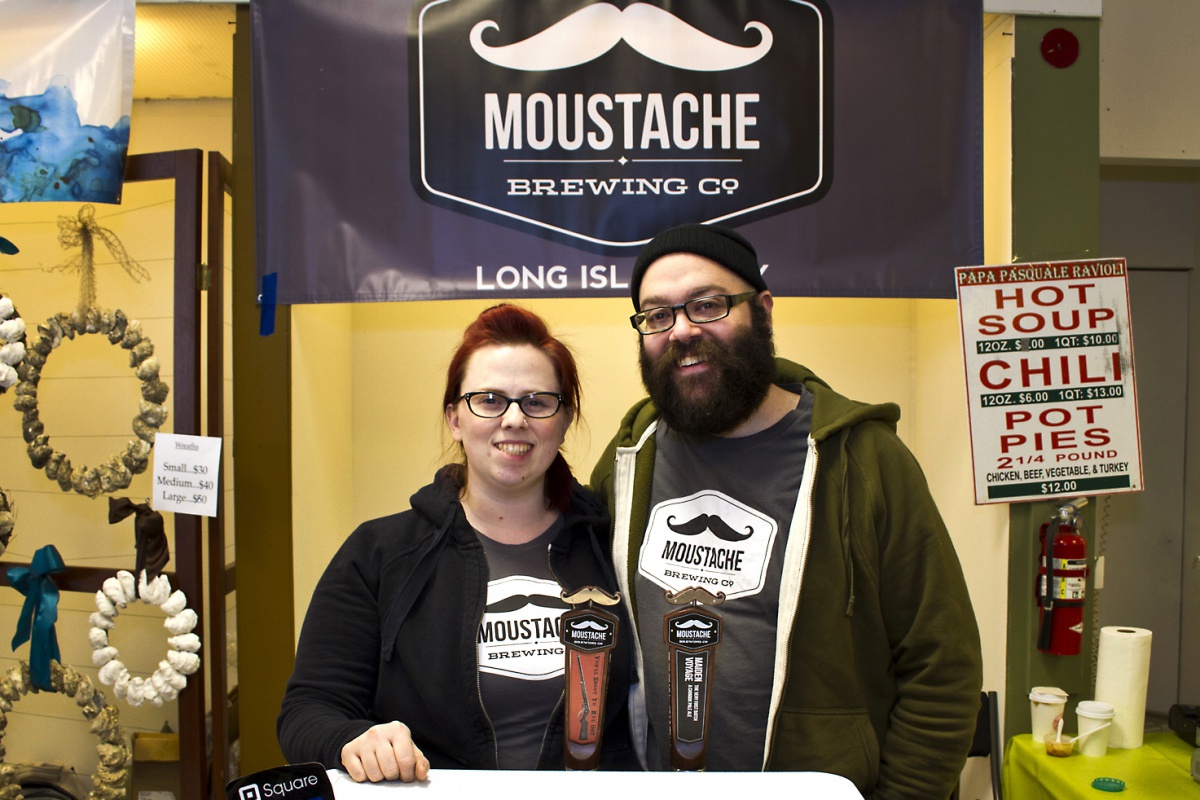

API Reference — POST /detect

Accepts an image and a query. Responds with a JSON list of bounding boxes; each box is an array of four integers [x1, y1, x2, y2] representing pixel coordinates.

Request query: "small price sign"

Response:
[[152, 433, 222, 517]]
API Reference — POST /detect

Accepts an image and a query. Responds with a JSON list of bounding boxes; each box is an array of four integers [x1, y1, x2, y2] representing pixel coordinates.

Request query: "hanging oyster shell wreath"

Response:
[[90, 568, 201, 709], [91, 500, 201, 709], [0, 660, 130, 800], [12, 205, 168, 498]]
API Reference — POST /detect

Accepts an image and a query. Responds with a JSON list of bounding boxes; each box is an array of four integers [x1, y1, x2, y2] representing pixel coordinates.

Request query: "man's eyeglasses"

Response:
[[630, 291, 760, 335], [458, 391, 565, 419]]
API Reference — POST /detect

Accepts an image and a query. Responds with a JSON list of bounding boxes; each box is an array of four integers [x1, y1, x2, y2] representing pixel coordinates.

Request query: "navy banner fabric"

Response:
[[252, 0, 981, 303]]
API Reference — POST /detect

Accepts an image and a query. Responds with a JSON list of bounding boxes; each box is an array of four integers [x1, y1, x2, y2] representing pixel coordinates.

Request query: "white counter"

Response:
[[326, 768, 864, 799]]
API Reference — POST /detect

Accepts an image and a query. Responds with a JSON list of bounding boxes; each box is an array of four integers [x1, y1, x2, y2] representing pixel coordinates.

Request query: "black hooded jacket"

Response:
[[278, 467, 636, 771]]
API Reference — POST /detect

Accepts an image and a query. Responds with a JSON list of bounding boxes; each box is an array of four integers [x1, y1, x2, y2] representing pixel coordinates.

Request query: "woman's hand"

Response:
[[340, 721, 430, 783]]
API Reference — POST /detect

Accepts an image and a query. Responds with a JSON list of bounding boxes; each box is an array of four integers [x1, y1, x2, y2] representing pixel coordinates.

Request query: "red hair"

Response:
[[443, 304, 580, 512]]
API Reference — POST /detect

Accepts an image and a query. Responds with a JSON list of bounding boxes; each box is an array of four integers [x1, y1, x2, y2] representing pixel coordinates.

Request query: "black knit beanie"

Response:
[[630, 223, 766, 308]]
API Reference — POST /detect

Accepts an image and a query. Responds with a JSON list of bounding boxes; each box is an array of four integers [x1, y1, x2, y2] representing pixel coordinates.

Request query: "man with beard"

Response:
[[590, 224, 982, 799]]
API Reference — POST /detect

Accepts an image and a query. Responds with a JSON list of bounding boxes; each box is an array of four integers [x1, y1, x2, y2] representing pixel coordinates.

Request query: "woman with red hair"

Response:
[[278, 304, 635, 780]]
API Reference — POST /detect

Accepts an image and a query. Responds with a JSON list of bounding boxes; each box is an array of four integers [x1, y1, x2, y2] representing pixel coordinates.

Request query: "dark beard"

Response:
[[639, 302, 777, 436]]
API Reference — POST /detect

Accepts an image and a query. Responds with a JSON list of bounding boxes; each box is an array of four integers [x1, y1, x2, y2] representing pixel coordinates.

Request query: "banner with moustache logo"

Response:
[[639, 490, 777, 599], [415, 0, 826, 247], [477, 575, 569, 679], [252, 0, 981, 303]]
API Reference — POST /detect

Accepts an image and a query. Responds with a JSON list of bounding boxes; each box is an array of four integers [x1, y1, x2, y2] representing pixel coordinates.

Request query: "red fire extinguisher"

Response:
[[1036, 502, 1090, 655]]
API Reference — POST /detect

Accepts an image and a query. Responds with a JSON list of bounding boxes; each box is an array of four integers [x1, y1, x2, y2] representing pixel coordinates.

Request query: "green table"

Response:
[[1003, 731, 1198, 798]]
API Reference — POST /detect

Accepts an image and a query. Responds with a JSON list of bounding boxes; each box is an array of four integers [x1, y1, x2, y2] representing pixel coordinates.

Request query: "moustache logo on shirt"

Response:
[[479, 576, 568, 679], [485, 593, 567, 614], [667, 513, 754, 542]]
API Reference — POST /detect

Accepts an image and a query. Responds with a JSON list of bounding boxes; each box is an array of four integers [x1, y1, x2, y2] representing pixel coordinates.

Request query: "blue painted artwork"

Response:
[[0, 78, 130, 204]]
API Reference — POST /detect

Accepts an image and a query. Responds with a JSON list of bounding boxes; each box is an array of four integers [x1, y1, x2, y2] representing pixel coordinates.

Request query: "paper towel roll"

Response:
[[1094, 626, 1152, 749]]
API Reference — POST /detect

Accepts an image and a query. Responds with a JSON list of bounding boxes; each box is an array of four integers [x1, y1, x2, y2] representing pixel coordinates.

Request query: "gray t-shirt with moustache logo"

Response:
[[635, 386, 812, 770], [475, 519, 568, 768]]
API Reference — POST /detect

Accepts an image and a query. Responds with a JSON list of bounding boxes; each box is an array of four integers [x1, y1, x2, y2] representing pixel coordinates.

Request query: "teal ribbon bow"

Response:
[[8, 544, 65, 690]]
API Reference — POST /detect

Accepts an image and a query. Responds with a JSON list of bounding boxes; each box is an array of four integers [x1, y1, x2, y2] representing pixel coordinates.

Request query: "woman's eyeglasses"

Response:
[[459, 391, 564, 418]]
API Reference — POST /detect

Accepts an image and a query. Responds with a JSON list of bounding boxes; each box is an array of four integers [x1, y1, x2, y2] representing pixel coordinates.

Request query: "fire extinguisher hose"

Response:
[[1036, 527, 1055, 651]]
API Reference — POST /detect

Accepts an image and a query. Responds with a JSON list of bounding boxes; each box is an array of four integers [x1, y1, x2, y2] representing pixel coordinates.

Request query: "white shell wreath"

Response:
[[90, 569, 201, 708], [0, 294, 26, 393], [0, 660, 130, 800], [13, 308, 170, 498]]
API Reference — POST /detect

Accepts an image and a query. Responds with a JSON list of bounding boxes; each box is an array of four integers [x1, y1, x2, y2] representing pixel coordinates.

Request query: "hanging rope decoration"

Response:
[[0, 294, 27, 393], [90, 569, 201, 708], [0, 660, 130, 800], [12, 205, 164, 498], [50, 205, 151, 314]]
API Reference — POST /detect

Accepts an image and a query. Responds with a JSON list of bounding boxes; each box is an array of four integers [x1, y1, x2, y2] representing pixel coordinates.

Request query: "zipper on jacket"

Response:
[[535, 691, 567, 769], [539, 539, 569, 770], [614, 436, 653, 768], [471, 546, 501, 769], [474, 668, 502, 768], [761, 435, 820, 769]]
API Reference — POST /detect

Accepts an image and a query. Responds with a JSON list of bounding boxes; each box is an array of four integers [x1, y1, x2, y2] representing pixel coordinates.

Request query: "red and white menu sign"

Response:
[[956, 258, 1143, 505]]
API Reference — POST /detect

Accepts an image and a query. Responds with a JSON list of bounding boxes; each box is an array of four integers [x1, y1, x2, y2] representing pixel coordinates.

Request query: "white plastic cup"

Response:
[[1030, 686, 1069, 742], [1076, 700, 1115, 757]]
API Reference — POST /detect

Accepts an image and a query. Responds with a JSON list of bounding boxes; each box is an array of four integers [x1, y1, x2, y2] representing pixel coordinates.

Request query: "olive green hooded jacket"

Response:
[[590, 358, 983, 799]]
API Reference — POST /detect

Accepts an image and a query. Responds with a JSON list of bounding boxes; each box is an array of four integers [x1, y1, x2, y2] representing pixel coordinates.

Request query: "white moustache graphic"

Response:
[[570, 619, 610, 630], [470, 2, 773, 72], [676, 619, 714, 629]]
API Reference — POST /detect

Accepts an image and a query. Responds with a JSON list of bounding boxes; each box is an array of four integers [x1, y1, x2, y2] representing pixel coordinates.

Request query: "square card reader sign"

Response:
[[152, 433, 222, 517], [956, 258, 1143, 505]]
